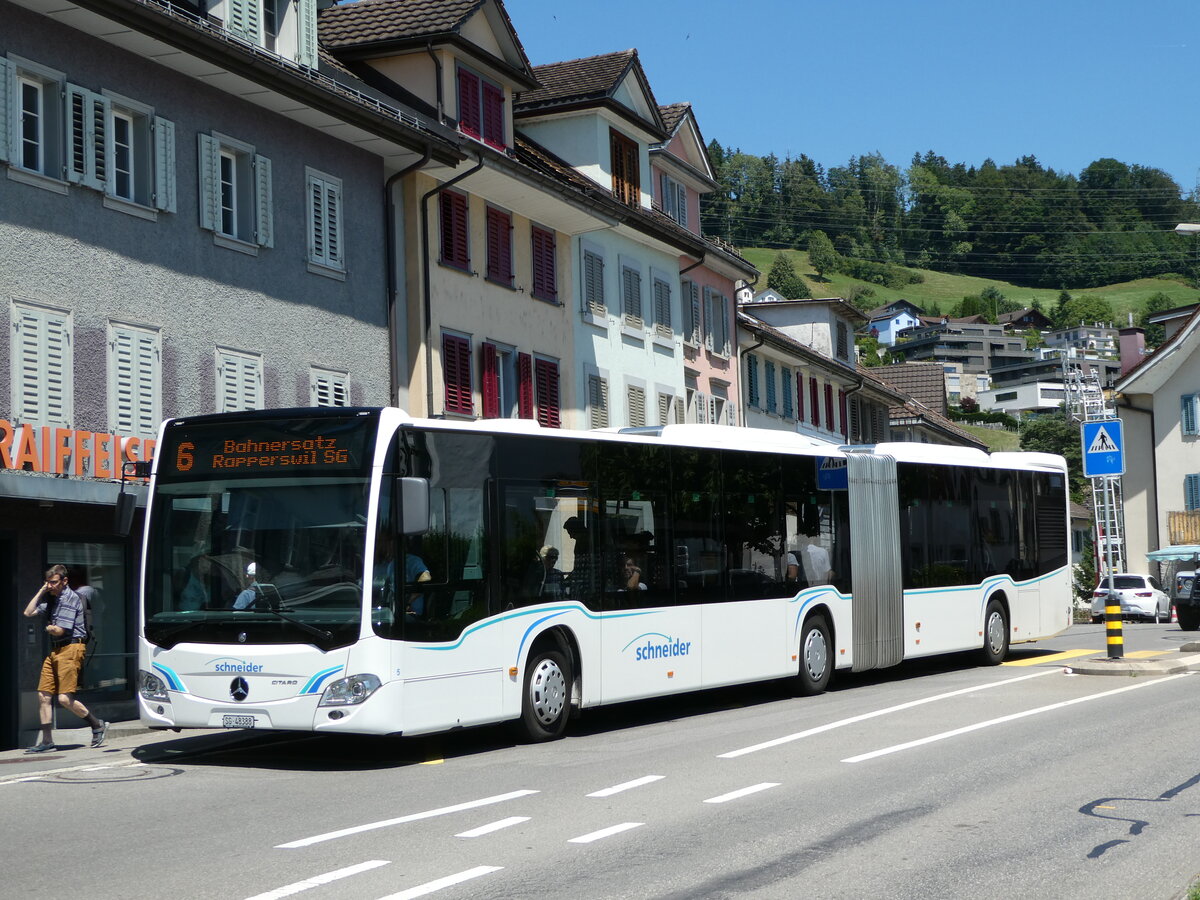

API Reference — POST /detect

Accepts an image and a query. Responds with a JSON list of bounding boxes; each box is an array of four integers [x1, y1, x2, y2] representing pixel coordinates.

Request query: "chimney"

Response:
[[1119, 327, 1146, 375]]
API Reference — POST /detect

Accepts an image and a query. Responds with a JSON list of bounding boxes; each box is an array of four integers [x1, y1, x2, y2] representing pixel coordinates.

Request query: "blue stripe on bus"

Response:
[[152, 662, 185, 693], [414, 603, 657, 653], [301, 665, 344, 695]]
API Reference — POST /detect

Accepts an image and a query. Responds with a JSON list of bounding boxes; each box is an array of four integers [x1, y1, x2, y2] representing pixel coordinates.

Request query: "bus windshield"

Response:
[[143, 475, 371, 650]]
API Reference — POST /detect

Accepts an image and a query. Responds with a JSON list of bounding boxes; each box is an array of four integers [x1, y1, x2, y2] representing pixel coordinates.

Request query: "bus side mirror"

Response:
[[114, 492, 137, 537], [400, 477, 430, 535]]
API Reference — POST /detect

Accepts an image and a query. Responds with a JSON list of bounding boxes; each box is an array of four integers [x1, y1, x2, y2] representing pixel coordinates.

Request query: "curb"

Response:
[[1067, 642, 1200, 677]]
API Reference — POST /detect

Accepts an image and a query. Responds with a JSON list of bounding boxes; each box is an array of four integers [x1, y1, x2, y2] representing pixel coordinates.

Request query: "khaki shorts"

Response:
[[37, 642, 86, 695]]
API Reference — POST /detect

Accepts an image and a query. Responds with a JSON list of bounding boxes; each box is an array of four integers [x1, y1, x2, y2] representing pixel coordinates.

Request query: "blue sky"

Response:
[[507, 0, 1200, 192]]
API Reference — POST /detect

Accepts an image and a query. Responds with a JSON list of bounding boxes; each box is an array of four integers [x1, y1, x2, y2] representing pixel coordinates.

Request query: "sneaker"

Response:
[[24, 742, 56, 754], [91, 721, 109, 749]]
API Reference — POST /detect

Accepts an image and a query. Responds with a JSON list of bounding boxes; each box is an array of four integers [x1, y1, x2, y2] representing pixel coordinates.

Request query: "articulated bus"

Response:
[[137, 407, 1070, 741]]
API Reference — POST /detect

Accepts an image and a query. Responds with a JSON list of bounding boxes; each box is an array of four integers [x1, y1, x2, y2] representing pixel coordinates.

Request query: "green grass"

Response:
[[956, 423, 1022, 452], [740, 248, 1200, 323]]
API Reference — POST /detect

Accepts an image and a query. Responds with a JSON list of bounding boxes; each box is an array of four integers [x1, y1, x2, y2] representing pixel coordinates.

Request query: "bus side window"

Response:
[[671, 447, 725, 605]]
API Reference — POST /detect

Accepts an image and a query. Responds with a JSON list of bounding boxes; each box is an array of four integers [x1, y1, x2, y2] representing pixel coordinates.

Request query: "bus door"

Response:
[[846, 452, 903, 671]]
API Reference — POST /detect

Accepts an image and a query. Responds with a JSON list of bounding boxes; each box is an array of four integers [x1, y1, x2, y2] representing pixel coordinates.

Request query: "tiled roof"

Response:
[[318, 0, 485, 49], [515, 49, 638, 109], [870, 362, 947, 415], [658, 102, 689, 135]]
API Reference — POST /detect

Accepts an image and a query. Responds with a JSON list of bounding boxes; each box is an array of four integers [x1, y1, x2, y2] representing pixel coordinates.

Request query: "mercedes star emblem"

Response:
[[230, 677, 249, 702]]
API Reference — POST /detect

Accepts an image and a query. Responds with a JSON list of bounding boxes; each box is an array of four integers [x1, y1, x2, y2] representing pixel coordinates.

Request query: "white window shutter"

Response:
[[109, 323, 160, 439], [726, 402, 737, 426], [217, 349, 263, 412], [674, 395, 685, 424], [297, 0, 318, 67], [153, 116, 176, 212], [310, 369, 349, 406], [695, 391, 708, 424], [13, 303, 73, 429], [197, 133, 219, 231], [254, 154, 273, 247], [65, 84, 88, 184], [658, 392, 670, 425], [709, 396, 719, 424], [0, 58, 9, 164]]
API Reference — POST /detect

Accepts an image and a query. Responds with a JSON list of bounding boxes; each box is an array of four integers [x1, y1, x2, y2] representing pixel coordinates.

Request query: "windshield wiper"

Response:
[[242, 606, 333, 641]]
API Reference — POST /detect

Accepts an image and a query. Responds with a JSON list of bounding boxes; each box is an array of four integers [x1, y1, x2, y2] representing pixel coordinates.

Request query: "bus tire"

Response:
[[979, 598, 1009, 665], [516, 649, 572, 742], [793, 614, 832, 696]]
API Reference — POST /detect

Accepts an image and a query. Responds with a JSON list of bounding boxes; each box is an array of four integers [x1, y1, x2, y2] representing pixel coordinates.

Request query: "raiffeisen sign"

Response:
[[0, 419, 155, 478]]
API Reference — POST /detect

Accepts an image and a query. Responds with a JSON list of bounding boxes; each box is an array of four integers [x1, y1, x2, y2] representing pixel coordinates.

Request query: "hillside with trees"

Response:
[[702, 146, 1200, 290]]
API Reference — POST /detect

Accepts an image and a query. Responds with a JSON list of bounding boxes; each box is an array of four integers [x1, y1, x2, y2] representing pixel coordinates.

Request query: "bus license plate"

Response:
[[222, 715, 256, 729]]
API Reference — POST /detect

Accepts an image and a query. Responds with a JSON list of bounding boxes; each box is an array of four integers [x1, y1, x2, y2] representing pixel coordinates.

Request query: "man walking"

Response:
[[23, 564, 107, 753]]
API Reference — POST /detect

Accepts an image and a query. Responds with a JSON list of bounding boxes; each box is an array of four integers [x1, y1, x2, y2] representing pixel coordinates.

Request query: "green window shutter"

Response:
[[153, 116, 176, 212], [297, 0, 318, 67], [1186, 474, 1200, 511], [254, 153, 273, 247], [1183, 394, 1198, 436], [227, 0, 263, 44], [197, 133, 219, 231]]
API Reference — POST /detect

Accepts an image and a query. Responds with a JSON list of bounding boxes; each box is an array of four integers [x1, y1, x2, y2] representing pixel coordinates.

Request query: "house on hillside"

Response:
[[871, 362, 948, 417], [1116, 305, 1200, 575], [866, 305, 923, 346], [997, 307, 1053, 332]]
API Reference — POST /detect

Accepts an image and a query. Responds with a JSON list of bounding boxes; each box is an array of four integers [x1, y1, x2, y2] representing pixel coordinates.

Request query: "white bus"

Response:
[[137, 407, 1070, 741]]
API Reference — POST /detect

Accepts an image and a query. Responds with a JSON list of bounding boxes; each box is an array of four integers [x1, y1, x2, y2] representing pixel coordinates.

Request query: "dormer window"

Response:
[[610, 128, 640, 207], [458, 66, 505, 148]]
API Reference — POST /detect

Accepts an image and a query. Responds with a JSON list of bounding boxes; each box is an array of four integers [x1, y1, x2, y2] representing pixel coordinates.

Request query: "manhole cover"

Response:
[[39, 765, 181, 784]]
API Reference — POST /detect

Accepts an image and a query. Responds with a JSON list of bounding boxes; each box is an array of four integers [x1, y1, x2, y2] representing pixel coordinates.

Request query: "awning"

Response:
[[1146, 545, 1200, 561]]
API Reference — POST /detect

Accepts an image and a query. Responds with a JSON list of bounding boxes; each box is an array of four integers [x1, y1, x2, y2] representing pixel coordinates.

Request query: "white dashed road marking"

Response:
[[587, 775, 664, 797], [244, 860, 389, 900], [703, 783, 780, 804], [568, 822, 645, 844]]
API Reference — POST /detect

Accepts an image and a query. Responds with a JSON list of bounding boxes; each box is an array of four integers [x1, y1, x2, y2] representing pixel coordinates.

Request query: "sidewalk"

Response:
[[1065, 641, 1200, 676], [0, 719, 223, 780]]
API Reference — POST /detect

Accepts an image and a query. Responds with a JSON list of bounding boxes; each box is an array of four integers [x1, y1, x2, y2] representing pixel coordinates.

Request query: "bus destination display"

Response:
[[159, 417, 374, 479]]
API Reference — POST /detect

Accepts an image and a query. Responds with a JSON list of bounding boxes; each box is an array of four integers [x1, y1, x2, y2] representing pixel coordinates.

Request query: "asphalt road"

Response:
[[4, 621, 1199, 900]]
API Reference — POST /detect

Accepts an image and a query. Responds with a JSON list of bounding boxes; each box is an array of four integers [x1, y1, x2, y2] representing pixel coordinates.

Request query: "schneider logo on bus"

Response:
[[625, 633, 693, 661], [208, 657, 265, 673]]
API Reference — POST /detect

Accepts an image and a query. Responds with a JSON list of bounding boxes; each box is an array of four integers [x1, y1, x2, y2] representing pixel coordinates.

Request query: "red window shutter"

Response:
[[796, 372, 805, 421], [482, 81, 504, 147], [535, 358, 561, 428], [531, 227, 557, 302], [440, 191, 468, 270], [517, 352, 534, 419], [839, 390, 848, 438], [458, 68, 480, 138], [481, 342, 499, 418], [825, 383, 834, 431], [486, 208, 512, 284], [442, 334, 472, 415], [810, 378, 820, 427]]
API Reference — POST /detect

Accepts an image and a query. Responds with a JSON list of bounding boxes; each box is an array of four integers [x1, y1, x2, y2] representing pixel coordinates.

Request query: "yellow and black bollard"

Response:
[[1106, 599, 1123, 658]]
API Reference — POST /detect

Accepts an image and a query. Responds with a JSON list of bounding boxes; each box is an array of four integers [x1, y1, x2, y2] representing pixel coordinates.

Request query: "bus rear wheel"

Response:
[[516, 649, 572, 742], [792, 614, 832, 696], [979, 599, 1009, 665]]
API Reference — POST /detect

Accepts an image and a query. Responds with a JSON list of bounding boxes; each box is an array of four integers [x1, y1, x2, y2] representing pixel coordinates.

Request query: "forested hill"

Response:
[[699, 145, 1200, 289]]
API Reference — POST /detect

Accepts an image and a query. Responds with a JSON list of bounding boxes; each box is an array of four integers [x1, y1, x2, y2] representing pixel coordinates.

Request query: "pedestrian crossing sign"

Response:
[[1081, 419, 1125, 477]]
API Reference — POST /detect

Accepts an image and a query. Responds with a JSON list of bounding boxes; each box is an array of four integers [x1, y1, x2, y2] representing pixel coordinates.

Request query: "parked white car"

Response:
[[1091, 574, 1170, 622]]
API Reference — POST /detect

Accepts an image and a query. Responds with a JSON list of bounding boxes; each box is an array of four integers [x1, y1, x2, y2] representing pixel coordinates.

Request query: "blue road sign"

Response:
[[817, 456, 848, 490], [1081, 419, 1125, 477]]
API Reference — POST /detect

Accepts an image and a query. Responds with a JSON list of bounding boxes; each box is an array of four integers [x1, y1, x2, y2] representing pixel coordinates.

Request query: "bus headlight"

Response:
[[139, 670, 169, 702], [318, 674, 382, 707]]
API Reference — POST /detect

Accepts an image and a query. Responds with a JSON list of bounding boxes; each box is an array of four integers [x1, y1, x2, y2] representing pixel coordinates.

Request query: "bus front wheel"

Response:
[[516, 649, 572, 742], [792, 614, 832, 696], [979, 599, 1009, 665]]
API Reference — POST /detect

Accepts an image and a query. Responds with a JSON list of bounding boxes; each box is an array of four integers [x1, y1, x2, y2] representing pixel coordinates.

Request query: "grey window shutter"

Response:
[[197, 133, 219, 231], [675, 182, 688, 228], [297, 0, 318, 67], [622, 267, 642, 323], [588, 375, 609, 428], [153, 116, 176, 212], [0, 58, 9, 164], [308, 176, 324, 262], [326, 181, 342, 267], [254, 154, 273, 247], [65, 85, 107, 190], [703, 288, 715, 350]]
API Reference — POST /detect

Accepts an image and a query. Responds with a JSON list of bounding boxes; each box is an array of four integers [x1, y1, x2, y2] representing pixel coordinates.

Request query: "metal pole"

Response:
[[1104, 477, 1122, 658]]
